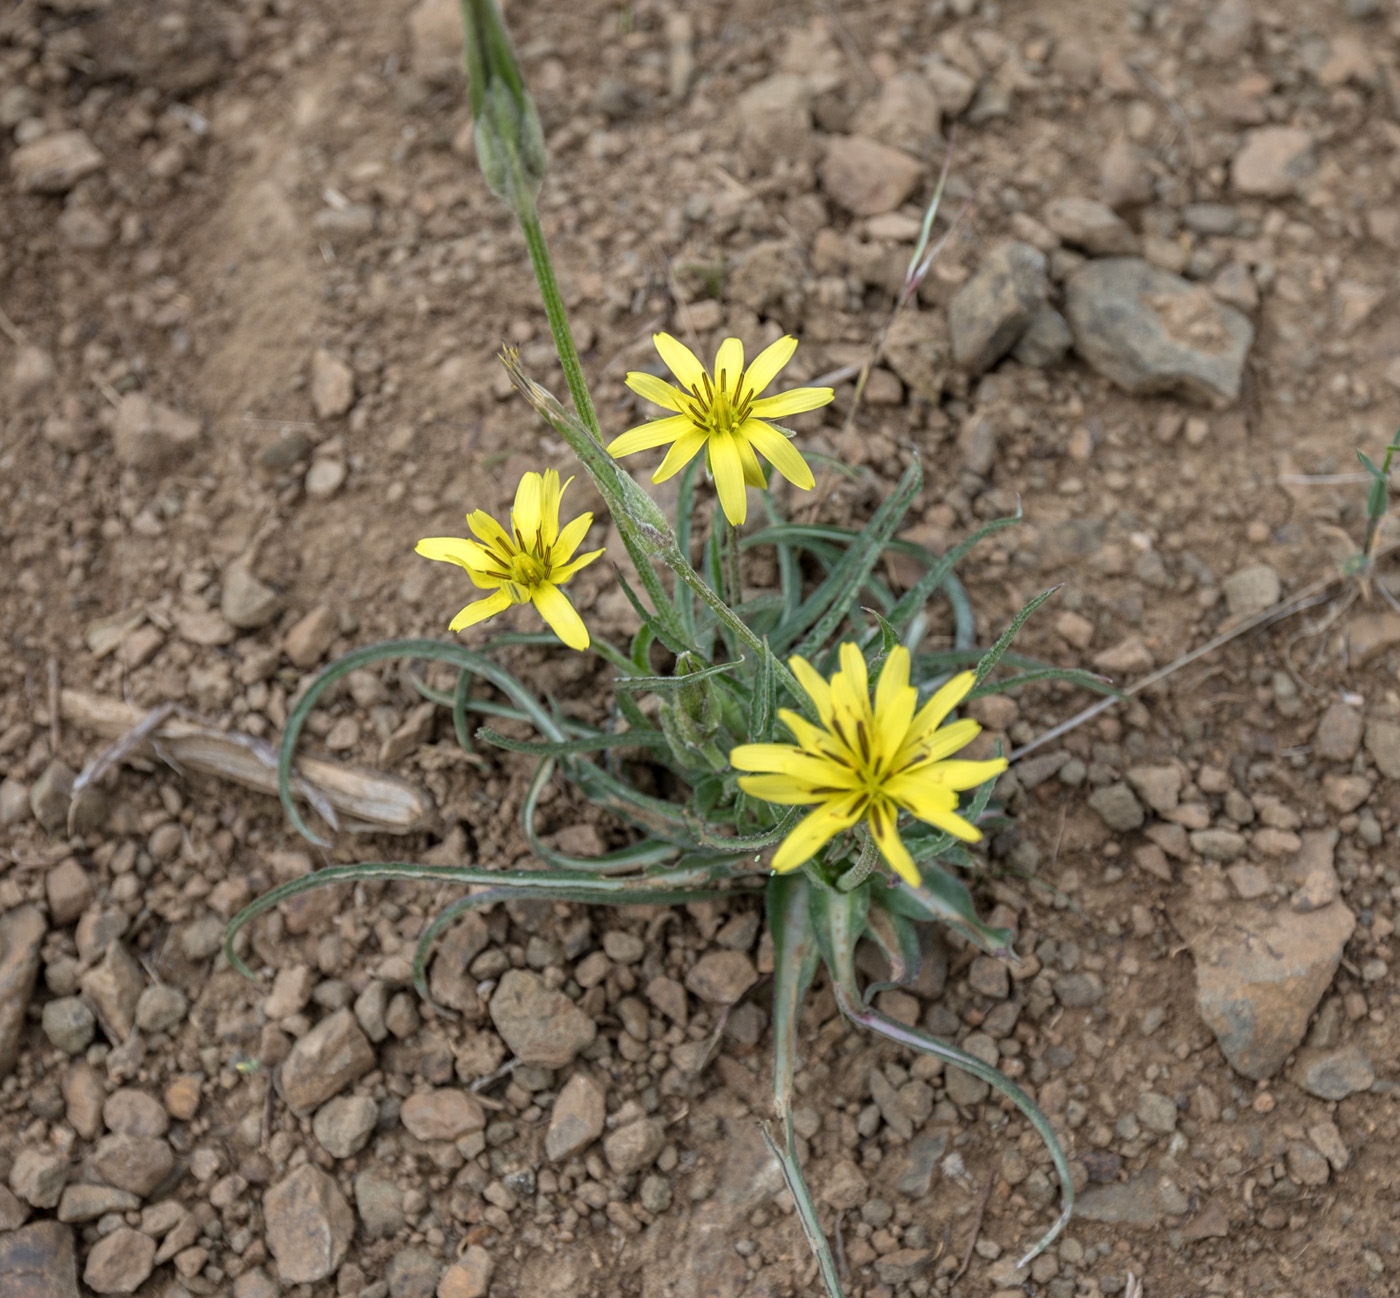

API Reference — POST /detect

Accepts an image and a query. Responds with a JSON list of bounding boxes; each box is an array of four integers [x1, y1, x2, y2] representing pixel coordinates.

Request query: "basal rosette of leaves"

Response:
[[224, 1, 1117, 1286]]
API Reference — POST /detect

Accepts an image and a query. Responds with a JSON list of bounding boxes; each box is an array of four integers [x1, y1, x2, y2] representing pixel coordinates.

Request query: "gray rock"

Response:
[[103, 1089, 169, 1138], [684, 950, 758, 1005], [80, 942, 145, 1042], [45, 859, 93, 926], [310, 348, 355, 420], [221, 556, 282, 630], [1054, 972, 1104, 1008], [277, 1009, 376, 1111], [1064, 258, 1254, 406], [736, 74, 814, 174], [1294, 1046, 1375, 1100], [1190, 829, 1247, 862], [604, 1117, 665, 1175], [1075, 1172, 1164, 1225], [1315, 704, 1363, 762], [180, 916, 225, 961], [1126, 764, 1182, 813], [42, 998, 95, 1054], [545, 1072, 606, 1161], [0, 1221, 79, 1298], [948, 241, 1049, 375], [313, 1095, 379, 1158], [0, 776, 31, 826], [111, 393, 201, 471], [56, 1183, 139, 1223], [134, 984, 188, 1034], [82, 1227, 155, 1295], [1136, 1091, 1177, 1134], [1222, 564, 1280, 619], [489, 970, 596, 1068], [1364, 718, 1400, 781], [1011, 307, 1073, 367], [265, 1165, 354, 1283], [818, 135, 923, 217], [400, 1089, 485, 1141], [387, 1247, 442, 1298], [29, 762, 75, 834], [0, 905, 46, 1078], [92, 1134, 175, 1197], [10, 1148, 69, 1208], [1232, 127, 1316, 197], [892, 1130, 947, 1197], [1043, 197, 1139, 255], [967, 955, 1009, 999], [1087, 781, 1144, 832], [10, 130, 103, 194], [354, 1172, 405, 1240], [850, 73, 943, 158]]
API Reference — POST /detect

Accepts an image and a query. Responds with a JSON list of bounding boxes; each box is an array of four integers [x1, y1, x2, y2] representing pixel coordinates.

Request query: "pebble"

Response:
[[265, 1165, 354, 1283], [387, 1248, 442, 1298], [164, 1076, 201, 1121], [875, 1250, 933, 1286], [10, 1147, 69, 1208], [820, 1158, 869, 1210], [278, 1009, 375, 1111], [313, 1094, 379, 1158], [406, 0, 463, 82], [967, 955, 1010, 998], [604, 1117, 665, 1175], [10, 129, 104, 193], [310, 348, 356, 419], [284, 605, 338, 669], [0, 777, 30, 825], [1314, 703, 1363, 761], [42, 996, 94, 1054], [817, 135, 923, 216], [1125, 764, 1181, 813], [1074, 1172, 1163, 1226], [489, 969, 596, 1068], [29, 761, 75, 833], [103, 1088, 169, 1138], [948, 241, 1049, 375], [111, 393, 202, 471], [684, 950, 758, 1005], [56, 1184, 140, 1223], [305, 455, 348, 498], [45, 860, 93, 926], [400, 1089, 486, 1141], [1043, 197, 1138, 255], [221, 556, 283, 630], [1087, 781, 1144, 832], [1308, 1120, 1349, 1172], [438, 1246, 494, 1298], [1054, 972, 1104, 1008], [1221, 564, 1280, 619], [82, 1227, 155, 1294], [1226, 863, 1270, 900], [0, 1220, 78, 1298], [1064, 258, 1254, 406], [1364, 718, 1400, 780], [1010, 307, 1073, 368], [63, 1063, 104, 1139], [1232, 127, 1316, 197], [93, 1134, 175, 1197], [545, 1072, 606, 1161], [1136, 1091, 1177, 1134], [134, 981, 188, 1033], [1190, 829, 1247, 862], [354, 1172, 405, 1239], [1098, 134, 1154, 209], [80, 941, 145, 1041], [892, 1130, 947, 1197], [850, 73, 942, 157], [1286, 1142, 1331, 1188], [0, 906, 46, 1078], [181, 916, 225, 961], [1294, 1046, 1375, 1100]]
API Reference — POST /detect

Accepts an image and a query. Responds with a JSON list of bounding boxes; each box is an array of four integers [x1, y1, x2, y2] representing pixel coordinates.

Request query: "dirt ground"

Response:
[[4, 0, 1400, 1295]]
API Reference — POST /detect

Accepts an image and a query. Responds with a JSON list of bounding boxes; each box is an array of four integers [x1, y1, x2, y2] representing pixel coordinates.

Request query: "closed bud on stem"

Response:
[[460, 0, 547, 211]]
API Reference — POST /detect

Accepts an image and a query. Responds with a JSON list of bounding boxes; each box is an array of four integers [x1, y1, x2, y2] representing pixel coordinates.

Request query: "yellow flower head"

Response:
[[730, 646, 1007, 885], [608, 333, 833, 527], [415, 469, 603, 651]]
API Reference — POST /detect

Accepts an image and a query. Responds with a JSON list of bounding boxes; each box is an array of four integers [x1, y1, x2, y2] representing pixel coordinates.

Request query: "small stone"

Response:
[[0, 1221, 78, 1298], [278, 1009, 376, 1111], [401, 1089, 486, 1142], [63, 1062, 104, 1139], [111, 393, 201, 471], [875, 1250, 933, 1286], [164, 1076, 201, 1122], [1136, 1091, 1177, 1134], [1125, 764, 1182, 813], [1010, 307, 1073, 368], [850, 73, 943, 157], [0, 777, 30, 826], [388, 1247, 442, 1298], [354, 1172, 405, 1240], [820, 1158, 868, 1211], [1232, 127, 1316, 197], [407, 0, 463, 83], [684, 950, 758, 1004], [312, 1094, 379, 1159], [80, 941, 144, 1041], [948, 241, 1049, 375], [56, 1183, 140, 1223], [10, 130, 103, 193], [489, 969, 596, 1068], [305, 456, 348, 498], [1226, 864, 1270, 900], [82, 1227, 154, 1295], [92, 1134, 175, 1197], [1294, 1046, 1375, 1100], [310, 348, 355, 419], [265, 1165, 355, 1283], [180, 916, 224, 961], [103, 1088, 169, 1138], [1190, 829, 1247, 862], [640, 1174, 672, 1213], [1075, 1173, 1162, 1226], [818, 135, 923, 216], [30, 761, 75, 833], [1043, 197, 1138, 255], [545, 1072, 606, 1161], [603, 930, 646, 963], [604, 1117, 665, 1175], [1222, 564, 1280, 619], [1315, 704, 1364, 762], [1350, 612, 1400, 665], [0, 906, 46, 1080], [1099, 134, 1154, 209], [284, 606, 338, 669], [1323, 773, 1372, 814], [42, 996, 94, 1054], [1286, 1142, 1331, 1188], [1087, 782, 1144, 832], [221, 556, 282, 630], [1364, 718, 1400, 781], [45, 860, 93, 926], [134, 982, 188, 1034], [10, 1148, 69, 1208], [438, 1247, 493, 1298], [1065, 258, 1254, 407], [644, 975, 688, 1026], [1054, 972, 1104, 1008], [1308, 1120, 1349, 1172], [265, 965, 314, 1020], [967, 956, 1009, 999]]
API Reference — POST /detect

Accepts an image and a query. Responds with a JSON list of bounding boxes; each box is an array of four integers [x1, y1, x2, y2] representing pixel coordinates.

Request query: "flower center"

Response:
[[683, 367, 754, 439]]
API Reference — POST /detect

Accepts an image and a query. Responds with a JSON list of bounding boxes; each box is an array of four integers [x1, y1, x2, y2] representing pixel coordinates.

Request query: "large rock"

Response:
[[83, 1228, 155, 1295], [818, 135, 923, 217], [11, 130, 103, 194], [0, 906, 46, 1079], [947, 241, 1049, 375], [489, 970, 596, 1068], [264, 1165, 354, 1284], [277, 1009, 376, 1111], [0, 1220, 79, 1298], [1064, 258, 1254, 406]]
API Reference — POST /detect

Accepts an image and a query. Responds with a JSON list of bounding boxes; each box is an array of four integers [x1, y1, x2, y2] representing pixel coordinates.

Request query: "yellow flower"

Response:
[[608, 333, 833, 527], [415, 469, 603, 650], [730, 645, 1007, 885]]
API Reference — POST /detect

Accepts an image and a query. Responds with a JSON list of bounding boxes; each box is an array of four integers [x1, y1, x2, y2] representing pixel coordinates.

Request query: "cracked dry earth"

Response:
[[3, 0, 1400, 1296]]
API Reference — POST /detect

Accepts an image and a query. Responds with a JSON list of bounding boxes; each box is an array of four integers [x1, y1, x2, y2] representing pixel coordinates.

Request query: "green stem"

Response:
[[519, 201, 602, 443]]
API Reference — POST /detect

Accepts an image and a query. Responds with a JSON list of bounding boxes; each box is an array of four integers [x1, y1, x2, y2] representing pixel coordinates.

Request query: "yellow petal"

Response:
[[742, 419, 814, 491], [651, 428, 709, 483], [920, 757, 1009, 791], [902, 671, 976, 746], [737, 773, 820, 805], [872, 646, 917, 769], [625, 371, 686, 411], [897, 717, 982, 771], [467, 509, 515, 558], [608, 415, 695, 458], [741, 335, 798, 399], [714, 337, 744, 393], [552, 511, 594, 565], [833, 643, 871, 718], [750, 387, 835, 418], [776, 709, 847, 759], [512, 472, 544, 541], [867, 799, 920, 885], [731, 745, 859, 791], [788, 654, 834, 727], [709, 430, 748, 526], [415, 536, 492, 569], [737, 434, 767, 488], [654, 332, 706, 391], [881, 773, 958, 821], [770, 796, 863, 872], [538, 470, 565, 547], [448, 587, 512, 633], [531, 583, 589, 650], [550, 546, 604, 583]]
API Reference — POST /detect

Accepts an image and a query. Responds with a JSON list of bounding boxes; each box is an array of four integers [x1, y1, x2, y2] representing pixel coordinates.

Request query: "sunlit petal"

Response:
[[737, 434, 767, 488], [741, 334, 798, 399], [625, 371, 686, 411], [742, 419, 814, 491], [737, 774, 819, 805], [512, 472, 543, 541], [709, 430, 748, 526], [448, 587, 512, 633], [654, 332, 707, 391], [714, 337, 744, 392], [550, 546, 604, 582], [415, 536, 492, 569], [867, 799, 920, 885], [788, 655, 834, 727], [608, 415, 694, 458], [770, 796, 864, 873], [749, 387, 834, 418], [531, 583, 589, 650], [552, 511, 594, 565], [651, 428, 709, 483]]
